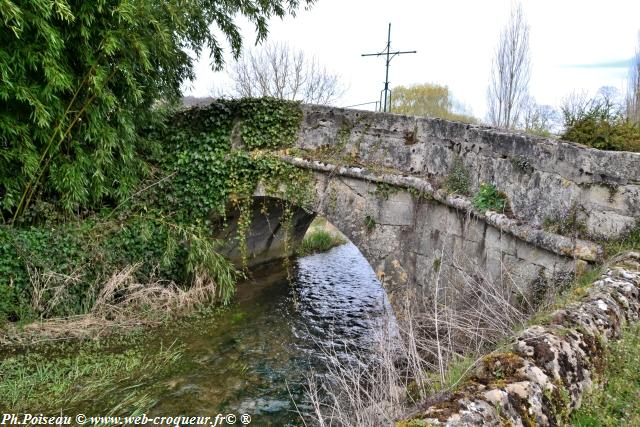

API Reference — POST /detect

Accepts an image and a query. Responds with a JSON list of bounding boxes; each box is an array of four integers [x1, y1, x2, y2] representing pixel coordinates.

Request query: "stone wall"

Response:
[[296, 105, 640, 239], [215, 104, 638, 316], [226, 163, 596, 313], [398, 252, 640, 426]]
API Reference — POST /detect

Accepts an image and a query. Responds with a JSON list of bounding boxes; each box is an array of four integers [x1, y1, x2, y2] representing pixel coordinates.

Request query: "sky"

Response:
[[183, 0, 640, 120]]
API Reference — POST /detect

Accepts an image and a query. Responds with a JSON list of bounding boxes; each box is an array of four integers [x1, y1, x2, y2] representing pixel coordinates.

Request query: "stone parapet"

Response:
[[297, 105, 640, 239], [398, 252, 640, 426]]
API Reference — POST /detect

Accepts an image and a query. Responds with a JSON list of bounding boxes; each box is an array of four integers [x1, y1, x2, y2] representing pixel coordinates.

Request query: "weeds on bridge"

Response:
[[473, 182, 509, 213], [443, 157, 471, 195], [374, 182, 399, 200], [364, 215, 377, 231], [542, 203, 589, 239], [602, 220, 640, 257]]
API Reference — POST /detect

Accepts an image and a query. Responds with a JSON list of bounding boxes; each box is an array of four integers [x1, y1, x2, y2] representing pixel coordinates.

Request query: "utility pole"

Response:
[[362, 23, 416, 112]]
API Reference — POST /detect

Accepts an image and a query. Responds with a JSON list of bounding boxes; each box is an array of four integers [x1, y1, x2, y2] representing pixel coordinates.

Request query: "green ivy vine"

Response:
[[0, 98, 311, 324]]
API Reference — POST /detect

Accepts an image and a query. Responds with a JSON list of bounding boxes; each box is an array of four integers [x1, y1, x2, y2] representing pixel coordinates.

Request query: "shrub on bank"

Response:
[[561, 93, 640, 152], [0, 213, 237, 324]]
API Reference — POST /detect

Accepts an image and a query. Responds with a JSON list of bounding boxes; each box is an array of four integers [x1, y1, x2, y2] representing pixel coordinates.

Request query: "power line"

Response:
[[362, 23, 416, 112]]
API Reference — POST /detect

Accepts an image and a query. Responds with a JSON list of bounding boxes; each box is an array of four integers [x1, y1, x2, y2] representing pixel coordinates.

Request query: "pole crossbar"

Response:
[[361, 23, 417, 112], [361, 50, 417, 57]]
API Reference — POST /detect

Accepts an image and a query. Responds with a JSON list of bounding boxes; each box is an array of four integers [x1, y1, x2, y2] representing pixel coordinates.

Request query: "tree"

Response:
[[520, 96, 559, 136], [487, 2, 531, 129], [390, 83, 477, 123], [627, 33, 640, 124], [225, 42, 342, 105], [561, 87, 623, 124], [0, 0, 313, 222]]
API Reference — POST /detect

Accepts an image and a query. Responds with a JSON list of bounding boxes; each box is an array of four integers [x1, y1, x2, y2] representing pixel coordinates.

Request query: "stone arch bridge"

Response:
[[217, 104, 640, 311]]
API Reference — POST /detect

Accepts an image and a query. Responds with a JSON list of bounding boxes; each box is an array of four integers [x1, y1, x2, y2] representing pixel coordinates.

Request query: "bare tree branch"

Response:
[[487, 2, 531, 129], [521, 96, 559, 136], [226, 42, 343, 105], [627, 33, 640, 124]]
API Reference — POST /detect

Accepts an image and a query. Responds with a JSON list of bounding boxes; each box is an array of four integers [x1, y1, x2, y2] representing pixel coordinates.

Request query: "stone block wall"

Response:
[[235, 161, 591, 314], [310, 171, 577, 310], [297, 105, 640, 239]]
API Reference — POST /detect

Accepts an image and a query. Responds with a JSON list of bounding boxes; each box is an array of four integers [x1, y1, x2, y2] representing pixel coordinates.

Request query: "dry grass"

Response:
[[27, 266, 84, 319], [301, 252, 543, 427], [303, 315, 414, 426], [92, 263, 218, 319], [1, 264, 221, 346], [0, 316, 150, 347]]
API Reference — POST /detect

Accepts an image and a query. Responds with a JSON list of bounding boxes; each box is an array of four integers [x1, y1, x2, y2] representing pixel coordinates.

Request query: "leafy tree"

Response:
[[0, 0, 313, 222], [390, 83, 477, 123]]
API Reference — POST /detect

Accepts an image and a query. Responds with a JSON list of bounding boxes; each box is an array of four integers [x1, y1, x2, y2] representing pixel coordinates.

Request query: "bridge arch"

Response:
[[199, 101, 637, 315], [216, 168, 582, 315]]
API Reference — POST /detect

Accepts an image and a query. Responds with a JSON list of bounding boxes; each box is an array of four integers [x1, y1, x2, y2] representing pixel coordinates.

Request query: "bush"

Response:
[[0, 213, 241, 324], [561, 93, 640, 152], [0, 0, 312, 221], [0, 99, 307, 325]]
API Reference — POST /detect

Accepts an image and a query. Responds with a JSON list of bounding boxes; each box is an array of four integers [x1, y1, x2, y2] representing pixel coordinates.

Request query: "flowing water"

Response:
[[144, 242, 391, 425]]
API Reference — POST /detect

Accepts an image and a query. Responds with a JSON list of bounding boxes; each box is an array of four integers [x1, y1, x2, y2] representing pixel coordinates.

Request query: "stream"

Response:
[[144, 242, 391, 426]]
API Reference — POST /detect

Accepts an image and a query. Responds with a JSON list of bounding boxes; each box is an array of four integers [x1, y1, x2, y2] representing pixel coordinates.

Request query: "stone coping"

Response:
[[397, 252, 640, 426], [299, 104, 640, 185], [279, 155, 603, 262]]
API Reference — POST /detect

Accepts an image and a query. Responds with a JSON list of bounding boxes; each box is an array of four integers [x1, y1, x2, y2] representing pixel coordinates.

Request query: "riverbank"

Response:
[[0, 332, 184, 414], [0, 216, 347, 347], [0, 261, 285, 415], [0, 242, 386, 424], [571, 322, 640, 426], [0, 258, 286, 414]]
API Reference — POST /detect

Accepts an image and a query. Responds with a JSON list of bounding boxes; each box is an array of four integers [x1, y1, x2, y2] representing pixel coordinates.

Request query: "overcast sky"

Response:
[[183, 0, 640, 120]]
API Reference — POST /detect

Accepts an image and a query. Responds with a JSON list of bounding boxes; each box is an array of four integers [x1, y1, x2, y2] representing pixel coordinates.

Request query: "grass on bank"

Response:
[[571, 323, 640, 426], [297, 230, 346, 256], [297, 218, 347, 257], [0, 211, 243, 328], [0, 262, 233, 346], [0, 336, 182, 414]]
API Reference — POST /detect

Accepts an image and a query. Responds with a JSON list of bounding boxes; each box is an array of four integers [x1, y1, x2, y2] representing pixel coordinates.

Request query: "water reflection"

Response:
[[150, 242, 390, 425]]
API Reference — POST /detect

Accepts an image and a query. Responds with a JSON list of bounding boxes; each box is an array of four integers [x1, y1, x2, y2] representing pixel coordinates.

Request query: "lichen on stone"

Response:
[[397, 252, 640, 427]]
